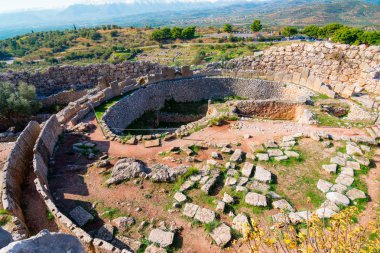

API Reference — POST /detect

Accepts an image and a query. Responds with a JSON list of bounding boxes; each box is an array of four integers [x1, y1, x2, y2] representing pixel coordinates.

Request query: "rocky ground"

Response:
[[47, 112, 379, 252]]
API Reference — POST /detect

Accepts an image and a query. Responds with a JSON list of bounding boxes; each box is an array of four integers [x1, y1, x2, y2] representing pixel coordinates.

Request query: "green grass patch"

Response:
[[311, 93, 330, 102], [100, 207, 125, 220], [172, 167, 199, 192], [203, 220, 222, 233], [94, 94, 125, 120], [47, 211, 54, 221]]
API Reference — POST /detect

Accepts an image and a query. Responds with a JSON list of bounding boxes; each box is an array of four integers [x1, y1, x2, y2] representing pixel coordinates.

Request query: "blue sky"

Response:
[[0, 0, 234, 13]]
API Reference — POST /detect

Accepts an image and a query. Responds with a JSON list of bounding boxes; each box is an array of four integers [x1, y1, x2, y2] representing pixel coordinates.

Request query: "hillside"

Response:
[[0, 0, 379, 39]]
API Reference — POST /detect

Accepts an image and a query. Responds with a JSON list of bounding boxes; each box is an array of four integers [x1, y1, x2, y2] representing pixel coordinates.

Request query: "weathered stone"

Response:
[[346, 188, 366, 201], [223, 193, 234, 204], [326, 192, 350, 206], [346, 161, 361, 170], [232, 214, 250, 232], [216, 201, 226, 212], [201, 174, 220, 194], [317, 179, 333, 193], [106, 158, 148, 185], [321, 200, 340, 212], [182, 203, 199, 218], [330, 156, 346, 166], [274, 155, 288, 161], [322, 164, 337, 173], [112, 217, 135, 230], [284, 151, 299, 158], [341, 167, 354, 177], [0, 230, 85, 253], [256, 153, 269, 161], [346, 143, 363, 156], [144, 139, 161, 148], [69, 206, 94, 227], [180, 180, 195, 192], [194, 207, 216, 224], [353, 156, 370, 166], [265, 140, 278, 148], [245, 192, 267, 206], [253, 166, 271, 183], [95, 224, 114, 242], [315, 208, 336, 218], [241, 162, 254, 177], [267, 149, 283, 157], [210, 224, 231, 247], [268, 191, 282, 199], [335, 174, 354, 186], [330, 183, 347, 193], [148, 229, 174, 247], [246, 180, 270, 192], [174, 192, 187, 203], [230, 149, 243, 162], [225, 177, 237, 186], [272, 199, 294, 212]]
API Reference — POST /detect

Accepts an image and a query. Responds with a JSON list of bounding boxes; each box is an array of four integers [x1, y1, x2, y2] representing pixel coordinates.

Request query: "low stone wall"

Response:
[[102, 77, 314, 134], [0, 61, 163, 96], [41, 89, 89, 107], [233, 100, 304, 120], [223, 42, 380, 97], [1, 121, 41, 240]]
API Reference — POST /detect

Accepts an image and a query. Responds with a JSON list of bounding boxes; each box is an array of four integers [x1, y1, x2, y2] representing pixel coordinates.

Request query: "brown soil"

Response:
[[49, 116, 374, 253], [21, 168, 59, 235], [359, 148, 380, 226]]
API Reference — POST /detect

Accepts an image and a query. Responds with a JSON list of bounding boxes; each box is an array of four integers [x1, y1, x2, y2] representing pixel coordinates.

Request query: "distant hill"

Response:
[[0, 0, 379, 39]]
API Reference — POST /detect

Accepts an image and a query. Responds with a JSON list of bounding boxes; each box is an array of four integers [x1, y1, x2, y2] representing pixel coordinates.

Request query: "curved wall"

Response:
[[102, 77, 313, 134], [1, 121, 41, 240], [225, 42, 380, 97]]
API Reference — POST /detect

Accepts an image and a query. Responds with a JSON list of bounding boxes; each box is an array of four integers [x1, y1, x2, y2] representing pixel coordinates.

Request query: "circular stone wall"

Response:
[[102, 76, 314, 134]]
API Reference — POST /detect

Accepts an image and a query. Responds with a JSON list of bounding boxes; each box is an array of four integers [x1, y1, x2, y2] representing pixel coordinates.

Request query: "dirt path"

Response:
[[359, 148, 380, 226], [21, 168, 59, 235]]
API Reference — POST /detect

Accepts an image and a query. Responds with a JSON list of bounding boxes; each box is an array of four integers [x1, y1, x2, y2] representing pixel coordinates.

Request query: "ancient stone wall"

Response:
[[102, 77, 314, 134], [1, 121, 41, 240], [224, 42, 380, 97], [41, 89, 89, 107], [0, 61, 163, 96]]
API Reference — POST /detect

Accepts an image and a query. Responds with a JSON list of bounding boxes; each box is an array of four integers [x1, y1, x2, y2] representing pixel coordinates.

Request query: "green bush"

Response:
[[0, 81, 40, 119]]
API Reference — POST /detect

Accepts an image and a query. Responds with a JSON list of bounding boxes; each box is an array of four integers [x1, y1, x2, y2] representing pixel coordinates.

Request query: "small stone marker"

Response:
[[210, 224, 231, 247], [346, 188, 366, 201], [326, 192, 350, 206], [194, 207, 216, 224], [230, 149, 243, 162], [317, 179, 333, 193], [335, 174, 354, 186], [183, 203, 199, 218], [148, 229, 174, 247], [322, 164, 337, 174], [245, 192, 267, 206], [174, 192, 187, 203], [253, 166, 271, 183], [144, 139, 160, 148], [241, 162, 254, 177], [272, 199, 294, 212], [69, 206, 94, 227]]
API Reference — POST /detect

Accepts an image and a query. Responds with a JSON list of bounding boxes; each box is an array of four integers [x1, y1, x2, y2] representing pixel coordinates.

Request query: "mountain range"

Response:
[[0, 0, 379, 39]]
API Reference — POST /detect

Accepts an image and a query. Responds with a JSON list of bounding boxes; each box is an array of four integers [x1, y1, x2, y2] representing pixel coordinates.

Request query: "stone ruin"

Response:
[[0, 41, 379, 252]]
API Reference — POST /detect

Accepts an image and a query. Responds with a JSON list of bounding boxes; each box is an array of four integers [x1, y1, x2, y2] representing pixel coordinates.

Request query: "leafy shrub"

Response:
[[0, 81, 40, 119]]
